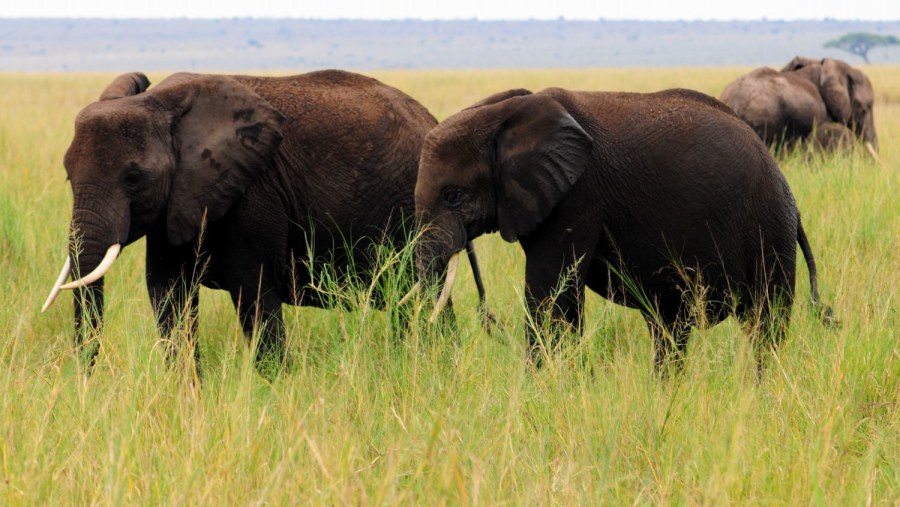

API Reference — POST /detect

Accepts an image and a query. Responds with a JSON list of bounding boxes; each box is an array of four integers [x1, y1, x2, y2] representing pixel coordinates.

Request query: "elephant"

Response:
[[41, 70, 487, 374], [720, 56, 877, 155], [414, 87, 835, 371]]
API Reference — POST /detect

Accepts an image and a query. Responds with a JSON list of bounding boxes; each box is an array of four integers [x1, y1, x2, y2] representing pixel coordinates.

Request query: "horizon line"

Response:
[[1, 16, 899, 23]]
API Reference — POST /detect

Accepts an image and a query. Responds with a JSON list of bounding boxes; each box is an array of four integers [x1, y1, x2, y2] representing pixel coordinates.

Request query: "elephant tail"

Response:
[[797, 220, 839, 327]]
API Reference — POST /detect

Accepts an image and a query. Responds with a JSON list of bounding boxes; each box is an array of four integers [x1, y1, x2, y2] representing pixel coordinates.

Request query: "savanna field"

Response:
[[0, 68, 897, 504]]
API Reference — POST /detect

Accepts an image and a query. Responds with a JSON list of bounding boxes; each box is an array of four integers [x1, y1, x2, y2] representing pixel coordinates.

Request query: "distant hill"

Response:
[[1, 18, 899, 71]]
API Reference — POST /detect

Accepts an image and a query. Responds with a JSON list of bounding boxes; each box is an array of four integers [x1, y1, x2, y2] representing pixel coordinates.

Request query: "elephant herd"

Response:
[[43, 56, 866, 376], [721, 56, 877, 154]]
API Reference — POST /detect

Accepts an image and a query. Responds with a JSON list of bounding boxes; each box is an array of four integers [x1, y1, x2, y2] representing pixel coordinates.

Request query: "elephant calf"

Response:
[[42, 70, 485, 374], [720, 56, 877, 155], [415, 87, 835, 370]]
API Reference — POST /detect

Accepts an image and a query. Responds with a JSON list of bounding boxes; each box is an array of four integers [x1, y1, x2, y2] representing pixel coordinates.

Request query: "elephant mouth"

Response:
[[400, 249, 461, 322]]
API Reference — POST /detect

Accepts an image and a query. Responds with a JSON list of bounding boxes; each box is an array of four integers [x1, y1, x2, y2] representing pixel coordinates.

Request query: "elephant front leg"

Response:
[[146, 234, 203, 373], [73, 281, 104, 367], [231, 288, 286, 377], [148, 280, 200, 371], [523, 274, 585, 365], [521, 236, 593, 366]]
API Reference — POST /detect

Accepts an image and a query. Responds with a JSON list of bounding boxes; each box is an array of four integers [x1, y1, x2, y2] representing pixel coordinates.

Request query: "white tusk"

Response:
[[59, 243, 121, 290], [429, 252, 459, 323], [864, 142, 885, 167], [41, 256, 72, 313], [398, 281, 422, 306]]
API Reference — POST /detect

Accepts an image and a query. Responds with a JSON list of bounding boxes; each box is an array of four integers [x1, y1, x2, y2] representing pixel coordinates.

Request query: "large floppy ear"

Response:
[[847, 68, 873, 104], [820, 59, 852, 124], [99, 72, 151, 100], [493, 94, 593, 242], [152, 75, 285, 245]]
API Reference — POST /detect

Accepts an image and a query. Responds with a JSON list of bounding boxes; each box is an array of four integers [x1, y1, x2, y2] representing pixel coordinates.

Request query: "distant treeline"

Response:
[[1, 18, 899, 71]]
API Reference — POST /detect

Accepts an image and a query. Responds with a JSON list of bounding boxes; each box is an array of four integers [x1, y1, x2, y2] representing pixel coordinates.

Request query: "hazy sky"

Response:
[[2, 0, 898, 21]]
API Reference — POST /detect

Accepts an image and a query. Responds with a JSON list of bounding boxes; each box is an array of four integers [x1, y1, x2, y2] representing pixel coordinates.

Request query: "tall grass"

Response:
[[0, 68, 897, 504]]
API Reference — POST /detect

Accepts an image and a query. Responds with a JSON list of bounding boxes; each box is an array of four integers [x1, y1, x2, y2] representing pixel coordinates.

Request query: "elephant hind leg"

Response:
[[742, 294, 793, 379], [736, 273, 794, 378], [743, 250, 797, 377]]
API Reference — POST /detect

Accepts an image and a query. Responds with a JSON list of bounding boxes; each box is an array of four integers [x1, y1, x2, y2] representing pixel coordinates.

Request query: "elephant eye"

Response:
[[442, 187, 464, 208], [121, 167, 147, 190]]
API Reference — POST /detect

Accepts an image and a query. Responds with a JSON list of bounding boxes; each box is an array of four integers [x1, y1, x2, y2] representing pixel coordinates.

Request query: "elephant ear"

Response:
[[153, 75, 285, 245], [99, 72, 151, 100], [847, 68, 873, 103], [493, 95, 593, 242], [820, 59, 852, 124]]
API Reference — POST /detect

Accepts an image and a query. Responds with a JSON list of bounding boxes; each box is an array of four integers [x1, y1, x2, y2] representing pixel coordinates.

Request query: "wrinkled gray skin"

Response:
[[52, 70, 484, 374], [720, 56, 877, 150], [416, 87, 834, 370]]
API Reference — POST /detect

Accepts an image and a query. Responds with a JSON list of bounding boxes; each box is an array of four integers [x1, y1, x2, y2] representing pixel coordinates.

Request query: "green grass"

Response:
[[1, 68, 897, 504]]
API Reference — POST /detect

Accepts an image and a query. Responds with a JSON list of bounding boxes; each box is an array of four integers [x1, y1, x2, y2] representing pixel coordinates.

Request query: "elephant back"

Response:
[[236, 71, 437, 249]]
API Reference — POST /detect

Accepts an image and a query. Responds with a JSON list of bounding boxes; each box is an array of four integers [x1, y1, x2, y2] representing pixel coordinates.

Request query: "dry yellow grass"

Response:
[[0, 67, 897, 504]]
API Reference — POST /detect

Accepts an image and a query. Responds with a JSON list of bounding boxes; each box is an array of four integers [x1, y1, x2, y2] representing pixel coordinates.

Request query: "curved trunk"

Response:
[[61, 200, 128, 344]]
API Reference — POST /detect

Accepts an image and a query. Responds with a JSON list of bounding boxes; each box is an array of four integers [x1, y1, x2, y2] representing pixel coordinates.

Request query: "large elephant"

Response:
[[42, 70, 485, 373], [720, 56, 877, 154], [414, 87, 835, 370]]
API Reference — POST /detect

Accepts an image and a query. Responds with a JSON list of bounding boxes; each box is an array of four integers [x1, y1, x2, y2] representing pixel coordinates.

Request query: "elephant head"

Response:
[[42, 72, 284, 311], [413, 90, 593, 311], [784, 56, 878, 150], [820, 59, 877, 149]]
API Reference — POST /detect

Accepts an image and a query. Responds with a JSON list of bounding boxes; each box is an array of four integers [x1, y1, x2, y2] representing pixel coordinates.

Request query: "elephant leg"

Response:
[[644, 309, 691, 373], [521, 235, 595, 365], [524, 277, 584, 361], [146, 233, 202, 373], [743, 251, 796, 377], [73, 281, 104, 368], [746, 289, 794, 378], [231, 286, 286, 376]]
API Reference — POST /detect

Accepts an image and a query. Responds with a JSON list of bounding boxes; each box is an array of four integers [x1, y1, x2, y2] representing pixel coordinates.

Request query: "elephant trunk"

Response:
[[42, 196, 129, 347], [866, 132, 878, 152], [862, 125, 877, 152], [414, 226, 462, 322], [854, 112, 878, 152]]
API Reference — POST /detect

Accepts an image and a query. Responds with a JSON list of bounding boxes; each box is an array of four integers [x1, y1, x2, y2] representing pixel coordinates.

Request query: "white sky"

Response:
[[1, 0, 898, 21]]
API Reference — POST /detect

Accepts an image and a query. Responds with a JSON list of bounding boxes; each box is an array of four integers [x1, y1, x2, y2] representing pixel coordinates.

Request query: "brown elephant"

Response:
[[414, 87, 835, 371], [720, 56, 877, 154], [42, 70, 486, 374]]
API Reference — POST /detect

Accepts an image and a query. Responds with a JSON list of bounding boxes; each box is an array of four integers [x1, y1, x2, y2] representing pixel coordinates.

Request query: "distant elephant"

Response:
[[42, 70, 486, 373], [720, 56, 877, 154], [415, 87, 835, 370]]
